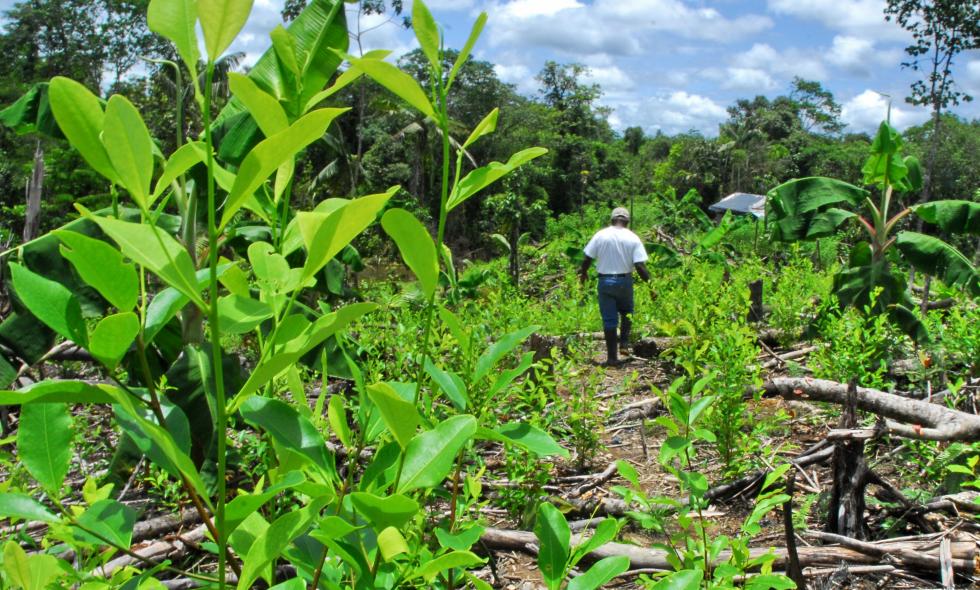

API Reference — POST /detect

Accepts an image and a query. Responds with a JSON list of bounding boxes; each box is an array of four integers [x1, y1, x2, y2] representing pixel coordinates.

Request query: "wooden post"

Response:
[[747, 279, 764, 323]]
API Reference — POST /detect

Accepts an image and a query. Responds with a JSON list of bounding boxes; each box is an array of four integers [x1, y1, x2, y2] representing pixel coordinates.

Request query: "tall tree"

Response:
[[790, 77, 843, 136], [884, 0, 980, 207]]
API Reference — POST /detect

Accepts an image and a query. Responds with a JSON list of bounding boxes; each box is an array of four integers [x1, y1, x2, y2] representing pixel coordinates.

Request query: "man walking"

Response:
[[579, 207, 650, 366]]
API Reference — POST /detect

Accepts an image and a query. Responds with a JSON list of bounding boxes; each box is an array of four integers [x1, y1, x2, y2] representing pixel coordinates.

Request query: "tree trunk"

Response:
[[826, 380, 870, 539], [23, 140, 43, 242]]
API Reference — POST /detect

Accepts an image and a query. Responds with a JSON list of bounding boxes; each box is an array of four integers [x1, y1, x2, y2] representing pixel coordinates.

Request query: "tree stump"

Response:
[[747, 279, 764, 323], [826, 380, 870, 539]]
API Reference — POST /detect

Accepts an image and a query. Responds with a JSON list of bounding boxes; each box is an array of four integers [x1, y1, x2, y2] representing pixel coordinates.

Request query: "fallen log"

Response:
[[761, 377, 980, 441], [480, 528, 979, 576], [99, 524, 208, 578]]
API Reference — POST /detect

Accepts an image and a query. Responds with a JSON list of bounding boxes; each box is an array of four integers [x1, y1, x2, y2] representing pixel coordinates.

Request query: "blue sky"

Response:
[[3, 0, 979, 135]]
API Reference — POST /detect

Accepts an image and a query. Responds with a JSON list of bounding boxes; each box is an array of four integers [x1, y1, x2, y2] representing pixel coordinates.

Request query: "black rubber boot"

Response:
[[602, 328, 621, 367], [619, 316, 632, 356]]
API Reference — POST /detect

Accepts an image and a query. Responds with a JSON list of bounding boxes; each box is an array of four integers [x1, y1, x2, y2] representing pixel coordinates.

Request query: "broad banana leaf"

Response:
[[767, 177, 868, 241], [0, 82, 62, 138], [212, 0, 348, 164], [912, 200, 980, 235], [832, 241, 928, 342], [895, 231, 980, 297]]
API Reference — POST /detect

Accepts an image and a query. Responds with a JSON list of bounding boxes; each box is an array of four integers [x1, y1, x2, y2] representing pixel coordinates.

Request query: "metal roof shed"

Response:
[[709, 192, 766, 218]]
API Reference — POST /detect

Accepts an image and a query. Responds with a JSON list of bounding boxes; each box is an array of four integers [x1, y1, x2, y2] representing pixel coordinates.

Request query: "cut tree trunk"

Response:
[[826, 381, 870, 539], [761, 377, 980, 441], [23, 140, 43, 242]]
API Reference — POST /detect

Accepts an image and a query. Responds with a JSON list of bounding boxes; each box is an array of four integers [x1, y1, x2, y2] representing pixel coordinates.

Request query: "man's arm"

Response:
[[634, 262, 650, 282], [579, 256, 593, 284]]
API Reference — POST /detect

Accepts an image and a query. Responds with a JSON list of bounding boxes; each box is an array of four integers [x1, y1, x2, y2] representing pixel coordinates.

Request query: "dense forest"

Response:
[[0, 1, 978, 589]]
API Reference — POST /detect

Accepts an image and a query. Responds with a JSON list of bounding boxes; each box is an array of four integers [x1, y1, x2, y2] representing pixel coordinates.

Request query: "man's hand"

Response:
[[579, 271, 588, 285], [579, 256, 593, 285]]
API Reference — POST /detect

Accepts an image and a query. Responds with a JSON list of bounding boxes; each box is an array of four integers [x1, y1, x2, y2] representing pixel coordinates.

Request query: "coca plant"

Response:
[[767, 120, 980, 341], [0, 0, 554, 589]]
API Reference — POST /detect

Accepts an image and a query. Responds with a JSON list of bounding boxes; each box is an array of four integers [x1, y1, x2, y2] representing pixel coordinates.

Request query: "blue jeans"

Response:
[[597, 275, 633, 330]]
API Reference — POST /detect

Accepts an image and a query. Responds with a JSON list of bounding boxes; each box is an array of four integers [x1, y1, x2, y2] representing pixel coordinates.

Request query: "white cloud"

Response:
[[737, 43, 827, 81], [421, 0, 475, 10], [827, 35, 900, 76], [616, 91, 727, 135], [584, 65, 634, 92], [486, 0, 773, 57], [841, 89, 929, 132], [964, 59, 980, 95], [767, 0, 908, 42], [720, 67, 777, 91]]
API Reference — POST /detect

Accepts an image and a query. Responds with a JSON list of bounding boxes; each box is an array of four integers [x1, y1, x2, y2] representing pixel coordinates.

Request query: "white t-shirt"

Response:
[[583, 226, 648, 275]]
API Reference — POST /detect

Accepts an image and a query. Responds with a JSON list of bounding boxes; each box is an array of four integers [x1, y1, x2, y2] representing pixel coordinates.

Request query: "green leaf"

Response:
[[473, 325, 538, 382], [766, 177, 868, 241], [18, 403, 72, 493], [217, 294, 274, 334], [0, 82, 60, 138], [144, 265, 231, 343], [412, 551, 484, 582], [102, 95, 154, 208], [0, 380, 117, 406], [462, 108, 498, 150], [151, 141, 207, 204], [649, 569, 703, 590], [535, 503, 571, 590], [912, 200, 980, 235], [570, 518, 621, 565], [147, 0, 199, 74], [56, 230, 138, 311], [344, 54, 435, 119], [9, 263, 87, 346], [744, 574, 797, 590], [228, 72, 289, 136], [236, 497, 328, 590], [412, 0, 441, 72], [211, 0, 348, 152], [198, 0, 254, 61], [309, 515, 361, 544], [110, 392, 211, 508], [377, 526, 409, 561], [327, 395, 352, 449], [89, 312, 139, 370], [73, 499, 137, 548], [895, 232, 980, 296], [567, 555, 630, 590], [424, 360, 468, 410], [365, 382, 420, 449], [0, 493, 59, 523], [232, 302, 377, 403], [221, 108, 348, 229], [83, 210, 204, 308], [48, 77, 119, 185], [479, 422, 569, 459], [435, 525, 485, 551], [297, 188, 394, 280], [447, 12, 487, 91], [270, 25, 300, 77], [225, 471, 306, 537], [447, 147, 548, 212], [349, 491, 419, 531], [3, 541, 59, 590], [397, 415, 477, 493], [381, 208, 439, 298], [239, 396, 335, 478]]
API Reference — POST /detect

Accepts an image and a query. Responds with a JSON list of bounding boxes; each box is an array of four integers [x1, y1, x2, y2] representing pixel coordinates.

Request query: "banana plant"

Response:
[[767, 120, 980, 341]]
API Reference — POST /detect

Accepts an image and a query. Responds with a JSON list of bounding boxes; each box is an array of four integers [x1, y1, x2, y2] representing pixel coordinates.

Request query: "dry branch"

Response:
[[761, 377, 980, 441]]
